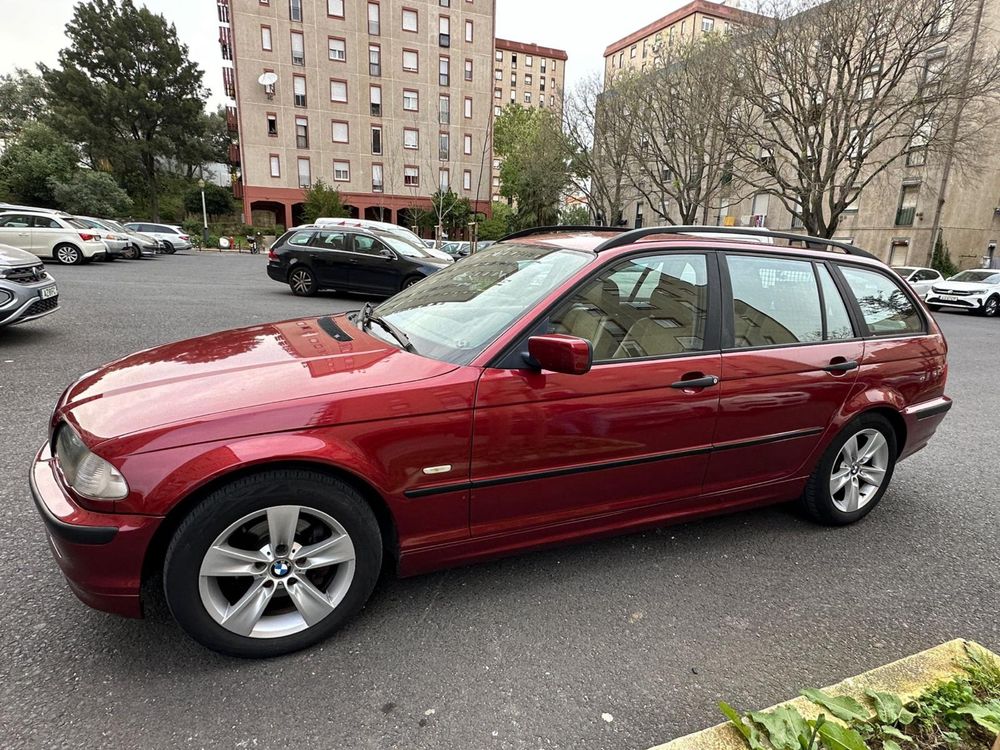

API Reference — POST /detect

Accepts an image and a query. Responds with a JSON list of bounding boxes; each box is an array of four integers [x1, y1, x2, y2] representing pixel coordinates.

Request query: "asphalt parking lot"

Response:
[[1, 251, 998, 750]]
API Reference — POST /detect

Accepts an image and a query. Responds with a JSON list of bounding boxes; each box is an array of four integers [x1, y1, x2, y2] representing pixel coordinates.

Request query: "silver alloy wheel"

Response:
[[57, 246, 79, 264], [829, 428, 889, 513], [198, 505, 356, 639], [290, 269, 313, 294], [985, 296, 999, 316]]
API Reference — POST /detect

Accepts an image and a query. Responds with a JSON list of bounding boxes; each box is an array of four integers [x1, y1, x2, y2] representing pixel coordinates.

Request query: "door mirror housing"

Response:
[[525, 334, 593, 375], [379, 247, 395, 260]]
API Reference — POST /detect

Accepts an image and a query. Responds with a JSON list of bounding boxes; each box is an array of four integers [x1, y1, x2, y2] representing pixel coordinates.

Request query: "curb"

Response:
[[646, 639, 996, 750]]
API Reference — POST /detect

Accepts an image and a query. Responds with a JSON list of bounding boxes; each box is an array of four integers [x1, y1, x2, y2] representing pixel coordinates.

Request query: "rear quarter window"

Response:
[[839, 265, 925, 336]]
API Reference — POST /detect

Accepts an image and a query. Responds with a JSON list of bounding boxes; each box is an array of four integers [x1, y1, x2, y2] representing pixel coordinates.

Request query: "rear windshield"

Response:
[[66, 219, 89, 230]]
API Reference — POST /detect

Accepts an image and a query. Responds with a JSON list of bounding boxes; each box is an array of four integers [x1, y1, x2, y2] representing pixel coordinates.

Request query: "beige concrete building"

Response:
[[490, 39, 567, 202], [218, 0, 495, 229]]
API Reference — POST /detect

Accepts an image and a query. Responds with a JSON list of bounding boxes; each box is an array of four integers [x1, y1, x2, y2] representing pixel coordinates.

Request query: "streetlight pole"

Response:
[[198, 178, 209, 249]]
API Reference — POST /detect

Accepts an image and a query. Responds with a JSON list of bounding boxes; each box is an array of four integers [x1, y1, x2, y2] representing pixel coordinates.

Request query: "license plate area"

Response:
[[41, 286, 58, 300]]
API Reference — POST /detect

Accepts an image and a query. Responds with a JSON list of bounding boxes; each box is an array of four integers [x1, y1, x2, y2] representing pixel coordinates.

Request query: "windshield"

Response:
[[951, 270, 1000, 284], [372, 242, 594, 364], [893, 267, 917, 276], [104, 220, 129, 233], [67, 219, 89, 230], [377, 234, 434, 259]]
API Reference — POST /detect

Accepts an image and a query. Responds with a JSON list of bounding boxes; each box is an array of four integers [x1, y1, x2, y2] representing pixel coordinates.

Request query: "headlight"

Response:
[[55, 424, 129, 500]]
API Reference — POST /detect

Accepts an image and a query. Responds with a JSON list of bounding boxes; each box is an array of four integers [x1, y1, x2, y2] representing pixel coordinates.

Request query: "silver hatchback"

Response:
[[0, 243, 59, 327]]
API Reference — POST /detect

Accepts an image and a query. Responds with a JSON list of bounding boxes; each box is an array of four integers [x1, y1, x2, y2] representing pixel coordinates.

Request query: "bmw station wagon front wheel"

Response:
[[163, 470, 382, 657], [288, 266, 317, 297], [801, 414, 897, 525]]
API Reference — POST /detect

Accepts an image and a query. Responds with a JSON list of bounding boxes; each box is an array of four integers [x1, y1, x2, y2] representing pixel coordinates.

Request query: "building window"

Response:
[[297, 157, 311, 187], [439, 16, 450, 47], [907, 119, 930, 166], [464, 58, 473, 81], [895, 183, 920, 226], [540, 59, 547, 73], [333, 160, 350, 182], [290, 31, 305, 65], [266, 113, 278, 136], [371, 125, 382, 154], [372, 163, 384, 192], [495, 50, 502, 62], [540, 77, 545, 92], [526, 55, 533, 67], [630, 45, 637, 58], [494, 104, 501, 116], [494, 87, 501, 99], [923, 50, 946, 96], [289, 0, 302, 22], [330, 79, 348, 102], [293, 75, 306, 106], [702, 16, 715, 32], [403, 89, 419, 111], [495, 68, 502, 80], [403, 128, 419, 149], [370, 84, 382, 115], [295, 116, 309, 148], [463, 169, 472, 190], [751, 192, 769, 221], [261, 26, 272, 51], [510, 72, 516, 86], [367, 2, 380, 34], [369, 44, 381, 76], [404, 166, 419, 187], [464, 96, 472, 118], [463, 133, 472, 155], [465, 19, 473, 42], [328, 0, 344, 17], [328, 37, 346, 61], [332, 120, 349, 143], [525, 73, 532, 86], [524, 91, 531, 104], [439, 56, 450, 86], [439, 168, 450, 190], [402, 7, 418, 31], [438, 132, 449, 161], [510, 89, 516, 101], [269, 154, 281, 177], [439, 94, 450, 124], [403, 49, 418, 72]]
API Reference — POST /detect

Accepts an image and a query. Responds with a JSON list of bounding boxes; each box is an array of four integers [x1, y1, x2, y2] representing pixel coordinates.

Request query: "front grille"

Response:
[[5, 265, 47, 284], [932, 287, 973, 296], [24, 296, 59, 317]]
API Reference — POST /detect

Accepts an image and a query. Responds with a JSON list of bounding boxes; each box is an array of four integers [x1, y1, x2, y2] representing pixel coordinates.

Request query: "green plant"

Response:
[[302, 180, 349, 222], [930, 232, 958, 278]]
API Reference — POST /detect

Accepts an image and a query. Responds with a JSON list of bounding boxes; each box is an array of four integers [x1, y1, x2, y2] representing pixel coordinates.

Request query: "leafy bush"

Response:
[[49, 170, 133, 217], [302, 180, 349, 222], [930, 232, 959, 278]]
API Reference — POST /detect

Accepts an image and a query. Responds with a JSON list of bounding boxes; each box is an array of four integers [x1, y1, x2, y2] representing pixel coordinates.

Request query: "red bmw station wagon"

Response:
[[31, 226, 952, 657]]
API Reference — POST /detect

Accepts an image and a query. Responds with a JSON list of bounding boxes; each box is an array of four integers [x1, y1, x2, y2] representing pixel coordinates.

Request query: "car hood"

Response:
[[936, 281, 997, 292], [56, 314, 459, 451], [0, 242, 42, 267]]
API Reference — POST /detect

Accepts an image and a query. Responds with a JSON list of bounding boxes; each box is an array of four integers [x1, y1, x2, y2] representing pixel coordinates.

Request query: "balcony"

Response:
[[895, 206, 916, 226], [232, 180, 244, 200], [228, 143, 241, 164], [225, 106, 238, 133]]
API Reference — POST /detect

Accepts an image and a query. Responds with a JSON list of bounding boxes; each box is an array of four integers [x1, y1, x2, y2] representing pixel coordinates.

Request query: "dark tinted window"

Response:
[[839, 266, 924, 336], [550, 254, 709, 361], [32, 216, 62, 228], [352, 234, 386, 255], [308, 231, 347, 251], [914, 269, 938, 281]]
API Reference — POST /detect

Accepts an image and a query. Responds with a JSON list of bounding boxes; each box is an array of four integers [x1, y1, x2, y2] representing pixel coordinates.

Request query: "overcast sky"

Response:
[[0, 0, 687, 106]]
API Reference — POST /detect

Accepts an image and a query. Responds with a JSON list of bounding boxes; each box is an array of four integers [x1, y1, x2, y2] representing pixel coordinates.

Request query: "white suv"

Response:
[[0, 211, 107, 264], [123, 223, 192, 253], [925, 268, 1000, 316]]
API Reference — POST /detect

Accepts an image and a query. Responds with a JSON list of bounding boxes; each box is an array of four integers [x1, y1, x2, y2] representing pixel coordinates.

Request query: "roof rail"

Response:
[[593, 225, 879, 260], [498, 225, 629, 243]]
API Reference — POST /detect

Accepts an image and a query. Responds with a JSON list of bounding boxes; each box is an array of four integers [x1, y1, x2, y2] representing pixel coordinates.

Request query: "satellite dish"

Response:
[[258, 72, 278, 86]]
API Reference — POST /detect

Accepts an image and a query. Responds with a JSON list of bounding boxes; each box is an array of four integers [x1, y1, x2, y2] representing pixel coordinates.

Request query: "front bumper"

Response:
[[104, 240, 129, 257], [925, 292, 989, 311], [30, 441, 161, 618], [0, 279, 59, 327]]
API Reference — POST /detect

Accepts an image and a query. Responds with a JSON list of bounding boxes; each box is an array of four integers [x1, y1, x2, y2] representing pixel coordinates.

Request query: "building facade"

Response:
[[490, 39, 567, 202], [219, 0, 495, 229]]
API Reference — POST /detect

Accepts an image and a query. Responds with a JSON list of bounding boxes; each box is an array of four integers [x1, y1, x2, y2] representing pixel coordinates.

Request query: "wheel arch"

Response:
[[858, 406, 907, 457], [140, 459, 400, 592]]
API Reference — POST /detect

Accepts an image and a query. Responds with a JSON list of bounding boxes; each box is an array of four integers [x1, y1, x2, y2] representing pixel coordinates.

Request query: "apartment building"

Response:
[[603, 0, 755, 82], [489, 38, 567, 202], [218, 0, 495, 229]]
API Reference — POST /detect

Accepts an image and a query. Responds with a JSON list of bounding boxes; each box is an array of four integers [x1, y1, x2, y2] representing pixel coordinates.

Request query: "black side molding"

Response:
[[912, 399, 953, 421]]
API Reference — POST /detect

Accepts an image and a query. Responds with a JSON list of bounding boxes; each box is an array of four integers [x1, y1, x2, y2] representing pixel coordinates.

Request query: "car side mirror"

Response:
[[524, 334, 593, 375], [379, 248, 395, 260]]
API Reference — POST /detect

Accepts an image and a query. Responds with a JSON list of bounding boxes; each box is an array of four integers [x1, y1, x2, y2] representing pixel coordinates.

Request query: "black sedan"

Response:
[[267, 226, 452, 297]]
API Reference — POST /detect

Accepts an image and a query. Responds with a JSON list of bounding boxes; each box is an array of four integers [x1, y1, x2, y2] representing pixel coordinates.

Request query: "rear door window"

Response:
[[0, 214, 32, 227], [838, 265, 925, 336], [308, 231, 347, 251], [32, 216, 63, 228], [727, 255, 825, 346]]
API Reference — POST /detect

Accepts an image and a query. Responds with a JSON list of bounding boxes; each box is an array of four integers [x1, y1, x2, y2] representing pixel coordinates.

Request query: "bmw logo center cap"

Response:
[[271, 560, 291, 577]]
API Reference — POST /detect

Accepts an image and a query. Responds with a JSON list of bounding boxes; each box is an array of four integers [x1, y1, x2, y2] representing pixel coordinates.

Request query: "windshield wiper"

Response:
[[370, 315, 415, 353]]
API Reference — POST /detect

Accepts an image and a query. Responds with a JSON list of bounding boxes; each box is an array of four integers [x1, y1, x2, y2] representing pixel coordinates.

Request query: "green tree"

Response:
[[477, 202, 513, 240], [41, 0, 208, 220], [930, 232, 959, 277], [494, 104, 571, 230], [175, 108, 230, 180], [430, 189, 473, 238], [0, 123, 78, 207], [49, 170, 133, 216], [559, 205, 592, 225], [183, 182, 234, 218], [302, 180, 349, 222], [0, 68, 47, 141]]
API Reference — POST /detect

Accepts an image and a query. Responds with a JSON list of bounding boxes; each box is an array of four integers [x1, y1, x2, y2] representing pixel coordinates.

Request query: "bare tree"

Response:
[[625, 36, 747, 225], [564, 71, 637, 225], [727, 0, 1000, 237]]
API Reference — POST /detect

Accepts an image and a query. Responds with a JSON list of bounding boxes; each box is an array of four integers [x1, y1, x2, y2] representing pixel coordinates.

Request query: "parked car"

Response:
[[892, 266, 943, 298], [313, 218, 454, 261], [122, 222, 192, 253], [103, 219, 160, 258], [73, 217, 130, 260], [267, 225, 452, 297], [0, 210, 107, 264], [440, 241, 472, 258], [0, 243, 59, 327], [924, 268, 1000, 316], [31, 226, 952, 657]]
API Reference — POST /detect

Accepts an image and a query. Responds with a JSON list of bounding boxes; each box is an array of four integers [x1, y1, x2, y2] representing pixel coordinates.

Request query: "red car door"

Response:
[[702, 253, 863, 496], [470, 251, 722, 536]]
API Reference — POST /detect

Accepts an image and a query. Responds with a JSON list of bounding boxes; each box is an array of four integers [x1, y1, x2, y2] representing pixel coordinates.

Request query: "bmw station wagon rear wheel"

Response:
[[288, 266, 318, 297], [163, 470, 382, 657], [801, 414, 897, 525]]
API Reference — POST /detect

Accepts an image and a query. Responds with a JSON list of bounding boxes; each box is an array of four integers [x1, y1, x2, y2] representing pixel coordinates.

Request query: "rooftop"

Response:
[[495, 38, 569, 61], [603, 0, 761, 58]]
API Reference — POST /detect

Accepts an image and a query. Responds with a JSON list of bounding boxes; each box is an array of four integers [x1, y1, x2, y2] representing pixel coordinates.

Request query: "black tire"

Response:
[[288, 266, 318, 296], [163, 470, 383, 658], [162, 241, 175, 254], [401, 275, 422, 291], [124, 244, 140, 260], [53, 244, 83, 265], [800, 413, 898, 526], [980, 295, 999, 317], [927, 304, 942, 312]]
